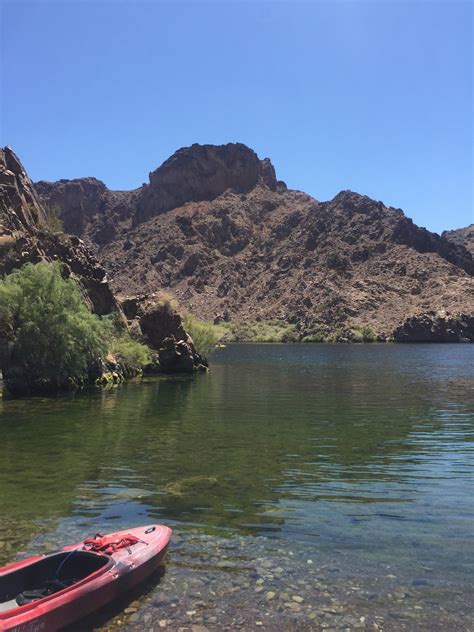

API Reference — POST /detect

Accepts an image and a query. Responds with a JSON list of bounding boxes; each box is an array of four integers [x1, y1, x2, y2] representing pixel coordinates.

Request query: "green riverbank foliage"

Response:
[[0, 262, 111, 387], [218, 321, 378, 343], [0, 262, 154, 390], [111, 336, 152, 374], [182, 312, 220, 357], [219, 320, 299, 343], [351, 325, 377, 343]]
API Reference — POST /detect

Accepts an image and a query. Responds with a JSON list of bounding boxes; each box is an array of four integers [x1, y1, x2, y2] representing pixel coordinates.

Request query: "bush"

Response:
[[111, 337, 152, 374], [182, 312, 220, 357], [352, 325, 377, 342], [0, 262, 111, 388], [155, 290, 179, 313], [302, 331, 325, 342], [219, 320, 299, 343], [360, 325, 377, 342], [325, 327, 344, 342]]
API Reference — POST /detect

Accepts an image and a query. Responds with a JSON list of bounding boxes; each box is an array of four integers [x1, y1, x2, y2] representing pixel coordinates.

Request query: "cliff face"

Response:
[[442, 224, 474, 257], [0, 147, 119, 316], [0, 147, 47, 232], [34, 177, 139, 246], [36, 142, 474, 342]]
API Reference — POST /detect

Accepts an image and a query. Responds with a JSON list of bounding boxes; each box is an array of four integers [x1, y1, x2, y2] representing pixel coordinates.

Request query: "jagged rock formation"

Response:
[[36, 143, 474, 342], [0, 147, 119, 316], [0, 147, 47, 231], [442, 224, 474, 257]]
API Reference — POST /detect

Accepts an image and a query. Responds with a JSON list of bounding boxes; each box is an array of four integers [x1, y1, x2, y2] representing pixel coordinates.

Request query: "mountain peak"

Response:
[[136, 142, 277, 223]]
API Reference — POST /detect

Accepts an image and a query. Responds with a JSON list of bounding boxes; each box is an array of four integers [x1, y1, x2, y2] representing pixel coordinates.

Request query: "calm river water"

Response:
[[0, 344, 473, 631]]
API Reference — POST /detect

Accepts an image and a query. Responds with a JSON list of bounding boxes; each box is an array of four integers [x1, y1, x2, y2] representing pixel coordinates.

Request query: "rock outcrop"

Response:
[[119, 294, 208, 373], [442, 224, 474, 257], [0, 147, 47, 231], [135, 143, 276, 225], [393, 312, 474, 342], [35, 142, 474, 342]]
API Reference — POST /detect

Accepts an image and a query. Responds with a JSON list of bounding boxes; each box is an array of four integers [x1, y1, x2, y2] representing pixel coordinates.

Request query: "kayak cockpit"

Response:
[[0, 550, 111, 613]]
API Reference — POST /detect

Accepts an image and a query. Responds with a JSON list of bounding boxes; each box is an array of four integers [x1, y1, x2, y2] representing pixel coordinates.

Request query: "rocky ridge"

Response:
[[442, 224, 474, 257], [36, 143, 474, 342]]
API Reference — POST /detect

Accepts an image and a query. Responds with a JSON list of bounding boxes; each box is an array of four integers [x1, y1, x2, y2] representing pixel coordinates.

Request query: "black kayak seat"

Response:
[[0, 550, 111, 610]]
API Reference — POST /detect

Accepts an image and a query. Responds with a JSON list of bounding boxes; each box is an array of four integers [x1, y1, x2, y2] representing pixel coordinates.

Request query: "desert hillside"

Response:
[[36, 143, 474, 341]]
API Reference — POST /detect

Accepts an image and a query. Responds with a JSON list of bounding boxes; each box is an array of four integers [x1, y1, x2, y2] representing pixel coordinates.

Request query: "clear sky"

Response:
[[1, 0, 472, 233]]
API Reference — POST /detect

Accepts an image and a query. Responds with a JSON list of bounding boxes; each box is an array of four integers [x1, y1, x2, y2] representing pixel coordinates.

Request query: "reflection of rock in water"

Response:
[[164, 475, 218, 497]]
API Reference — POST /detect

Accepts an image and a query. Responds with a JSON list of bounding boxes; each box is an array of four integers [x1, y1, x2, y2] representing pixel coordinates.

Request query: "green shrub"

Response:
[[325, 327, 344, 342], [217, 320, 299, 343], [155, 290, 179, 312], [0, 262, 111, 387], [182, 312, 220, 356], [111, 336, 152, 374], [352, 325, 377, 342], [360, 325, 377, 342], [302, 331, 325, 342]]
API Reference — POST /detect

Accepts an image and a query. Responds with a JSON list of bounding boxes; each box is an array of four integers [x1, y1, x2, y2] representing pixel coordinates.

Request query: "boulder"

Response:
[[119, 293, 208, 373], [157, 336, 196, 373], [393, 312, 474, 342]]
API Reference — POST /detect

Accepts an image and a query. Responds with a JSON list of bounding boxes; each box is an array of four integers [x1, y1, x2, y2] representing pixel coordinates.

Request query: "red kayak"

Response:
[[0, 524, 172, 631]]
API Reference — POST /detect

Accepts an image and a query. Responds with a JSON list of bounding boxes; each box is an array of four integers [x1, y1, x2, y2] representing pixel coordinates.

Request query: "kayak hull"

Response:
[[0, 524, 171, 632]]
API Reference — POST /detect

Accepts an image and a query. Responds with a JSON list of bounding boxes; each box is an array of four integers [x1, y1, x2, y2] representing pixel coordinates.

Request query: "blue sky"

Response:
[[1, 0, 472, 233]]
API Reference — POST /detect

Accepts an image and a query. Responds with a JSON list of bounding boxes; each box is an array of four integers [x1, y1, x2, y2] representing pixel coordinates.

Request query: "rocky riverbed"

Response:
[[15, 526, 471, 632]]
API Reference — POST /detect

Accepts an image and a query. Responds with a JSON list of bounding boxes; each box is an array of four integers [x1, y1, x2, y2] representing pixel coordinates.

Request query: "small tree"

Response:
[[0, 262, 110, 388]]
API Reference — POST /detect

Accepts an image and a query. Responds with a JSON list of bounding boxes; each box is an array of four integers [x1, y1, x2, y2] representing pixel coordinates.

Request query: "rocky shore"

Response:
[[25, 530, 471, 632]]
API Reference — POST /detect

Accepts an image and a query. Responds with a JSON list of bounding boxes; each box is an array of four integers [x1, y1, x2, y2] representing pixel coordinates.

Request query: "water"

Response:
[[0, 344, 473, 630]]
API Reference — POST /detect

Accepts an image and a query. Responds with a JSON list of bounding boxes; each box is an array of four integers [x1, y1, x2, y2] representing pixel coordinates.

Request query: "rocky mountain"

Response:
[[442, 224, 474, 257], [36, 143, 474, 342]]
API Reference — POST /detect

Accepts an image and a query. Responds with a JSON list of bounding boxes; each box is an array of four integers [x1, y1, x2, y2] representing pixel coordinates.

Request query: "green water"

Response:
[[0, 344, 473, 628]]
